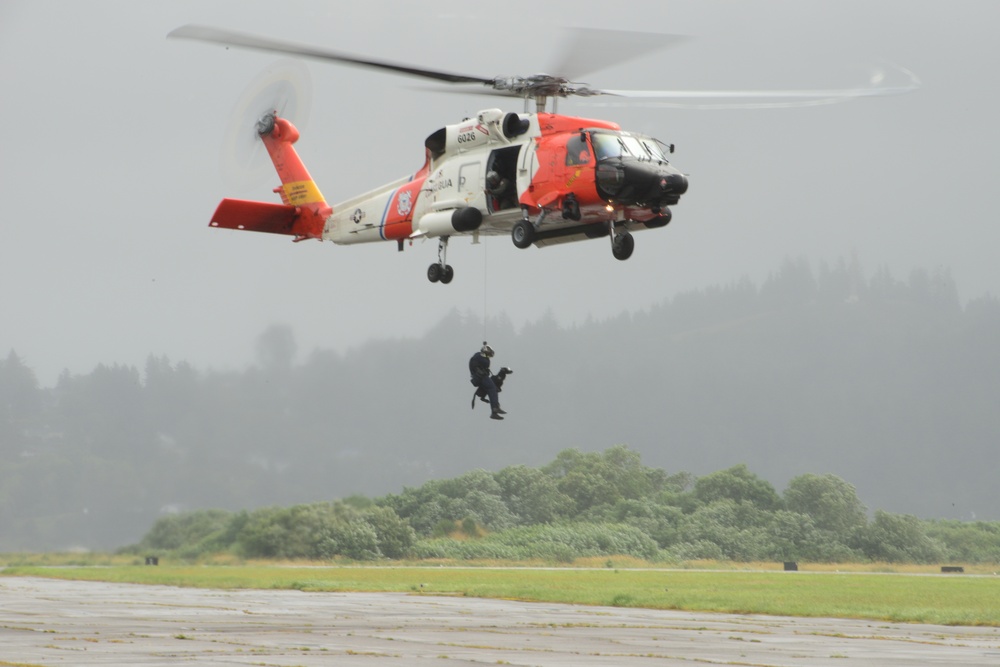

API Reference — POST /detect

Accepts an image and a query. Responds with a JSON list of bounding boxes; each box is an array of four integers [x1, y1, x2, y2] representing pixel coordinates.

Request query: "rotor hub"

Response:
[[256, 112, 277, 137]]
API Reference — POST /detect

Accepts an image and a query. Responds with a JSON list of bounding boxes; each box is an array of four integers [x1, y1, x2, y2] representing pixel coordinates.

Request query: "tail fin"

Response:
[[210, 115, 330, 240]]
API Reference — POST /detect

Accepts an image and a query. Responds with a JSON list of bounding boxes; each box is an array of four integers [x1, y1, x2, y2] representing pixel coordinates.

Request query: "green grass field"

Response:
[[3, 560, 999, 627]]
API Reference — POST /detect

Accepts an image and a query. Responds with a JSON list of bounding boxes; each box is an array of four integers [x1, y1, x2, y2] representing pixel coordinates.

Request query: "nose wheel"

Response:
[[427, 236, 454, 284]]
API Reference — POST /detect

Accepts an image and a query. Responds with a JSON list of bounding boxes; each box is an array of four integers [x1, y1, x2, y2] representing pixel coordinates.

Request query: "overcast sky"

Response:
[[2, 1, 997, 385]]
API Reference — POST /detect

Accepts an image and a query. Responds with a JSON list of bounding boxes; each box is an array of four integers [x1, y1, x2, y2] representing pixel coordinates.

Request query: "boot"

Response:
[[490, 410, 504, 420]]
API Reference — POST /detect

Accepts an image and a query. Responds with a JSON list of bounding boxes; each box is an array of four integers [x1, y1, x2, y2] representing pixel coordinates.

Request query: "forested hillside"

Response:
[[2, 259, 998, 551]]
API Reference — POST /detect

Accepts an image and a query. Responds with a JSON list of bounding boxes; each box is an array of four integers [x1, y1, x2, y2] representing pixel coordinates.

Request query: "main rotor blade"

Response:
[[593, 65, 921, 109], [168, 24, 494, 85], [550, 28, 692, 81]]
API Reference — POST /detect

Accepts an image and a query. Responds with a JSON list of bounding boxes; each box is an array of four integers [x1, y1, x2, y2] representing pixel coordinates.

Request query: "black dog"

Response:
[[471, 367, 512, 409]]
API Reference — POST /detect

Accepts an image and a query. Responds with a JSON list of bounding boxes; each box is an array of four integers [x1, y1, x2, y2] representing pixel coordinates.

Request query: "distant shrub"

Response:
[[137, 509, 234, 551], [411, 522, 659, 561], [852, 511, 947, 563], [666, 539, 725, 561], [925, 520, 1000, 563]]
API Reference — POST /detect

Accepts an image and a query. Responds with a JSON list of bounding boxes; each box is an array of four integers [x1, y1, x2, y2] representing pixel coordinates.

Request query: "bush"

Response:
[[231, 502, 413, 560], [666, 539, 724, 561], [678, 500, 773, 561], [317, 521, 380, 560], [411, 522, 660, 561], [852, 511, 947, 563], [925, 520, 1000, 563], [138, 509, 234, 551]]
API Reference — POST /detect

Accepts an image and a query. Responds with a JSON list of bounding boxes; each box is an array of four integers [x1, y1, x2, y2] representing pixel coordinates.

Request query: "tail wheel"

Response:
[[612, 231, 635, 260], [512, 220, 535, 249]]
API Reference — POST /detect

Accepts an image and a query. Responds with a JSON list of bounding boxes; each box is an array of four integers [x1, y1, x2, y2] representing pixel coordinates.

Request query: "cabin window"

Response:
[[565, 134, 592, 166]]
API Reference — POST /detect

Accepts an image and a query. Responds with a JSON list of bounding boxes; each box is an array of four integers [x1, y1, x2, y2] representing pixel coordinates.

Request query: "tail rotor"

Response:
[[220, 59, 312, 191]]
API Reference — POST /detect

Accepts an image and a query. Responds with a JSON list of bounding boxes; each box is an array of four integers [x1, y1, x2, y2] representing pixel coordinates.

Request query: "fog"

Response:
[[2, 0, 997, 383], [2, 1, 999, 549]]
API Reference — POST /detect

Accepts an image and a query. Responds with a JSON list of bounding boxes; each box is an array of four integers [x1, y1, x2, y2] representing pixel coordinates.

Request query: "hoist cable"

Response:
[[482, 236, 488, 340]]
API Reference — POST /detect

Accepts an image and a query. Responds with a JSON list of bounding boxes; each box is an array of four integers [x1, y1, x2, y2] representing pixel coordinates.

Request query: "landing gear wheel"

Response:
[[612, 232, 635, 260], [427, 263, 442, 282], [441, 265, 454, 284], [512, 220, 535, 249]]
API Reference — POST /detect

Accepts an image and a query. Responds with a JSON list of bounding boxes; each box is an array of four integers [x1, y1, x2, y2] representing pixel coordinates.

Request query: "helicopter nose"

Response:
[[667, 174, 687, 195], [621, 163, 688, 204], [595, 160, 689, 206], [660, 173, 688, 195]]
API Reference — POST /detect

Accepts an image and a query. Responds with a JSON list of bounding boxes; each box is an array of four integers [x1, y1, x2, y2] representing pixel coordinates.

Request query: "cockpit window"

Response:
[[620, 135, 646, 158], [592, 132, 671, 162], [592, 133, 623, 160], [640, 138, 668, 161]]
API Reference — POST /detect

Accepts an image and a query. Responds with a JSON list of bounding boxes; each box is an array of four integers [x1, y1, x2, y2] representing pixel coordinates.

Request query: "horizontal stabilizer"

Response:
[[210, 199, 300, 235]]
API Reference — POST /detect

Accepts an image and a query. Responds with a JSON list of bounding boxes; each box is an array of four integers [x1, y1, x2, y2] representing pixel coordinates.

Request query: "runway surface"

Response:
[[2, 575, 1000, 666]]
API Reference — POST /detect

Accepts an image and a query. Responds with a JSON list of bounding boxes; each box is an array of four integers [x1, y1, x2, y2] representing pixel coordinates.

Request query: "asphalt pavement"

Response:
[[2, 576, 999, 666]]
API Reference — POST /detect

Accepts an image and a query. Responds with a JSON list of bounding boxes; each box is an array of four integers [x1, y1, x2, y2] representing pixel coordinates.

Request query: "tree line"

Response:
[[128, 446, 1000, 563]]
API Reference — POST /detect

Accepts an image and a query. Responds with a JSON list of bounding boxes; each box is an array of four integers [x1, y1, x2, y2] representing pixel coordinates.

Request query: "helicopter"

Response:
[[169, 25, 918, 284]]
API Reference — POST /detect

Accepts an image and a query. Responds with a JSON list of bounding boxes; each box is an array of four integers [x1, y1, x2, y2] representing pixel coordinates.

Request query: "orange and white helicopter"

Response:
[[169, 25, 918, 284]]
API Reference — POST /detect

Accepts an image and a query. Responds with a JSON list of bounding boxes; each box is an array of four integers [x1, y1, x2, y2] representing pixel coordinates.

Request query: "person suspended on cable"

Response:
[[469, 341, 511, 420]]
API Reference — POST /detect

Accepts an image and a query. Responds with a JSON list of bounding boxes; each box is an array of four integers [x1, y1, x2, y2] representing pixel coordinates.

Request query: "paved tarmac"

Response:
[[2, 576, 1000, 666]]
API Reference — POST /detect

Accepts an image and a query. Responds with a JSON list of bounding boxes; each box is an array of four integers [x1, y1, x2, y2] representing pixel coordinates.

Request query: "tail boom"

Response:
[[210, 116, 330, 240]]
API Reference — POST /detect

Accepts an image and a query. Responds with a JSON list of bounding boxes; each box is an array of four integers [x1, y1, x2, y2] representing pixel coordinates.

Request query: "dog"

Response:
[[471, 367, 512, 409]]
